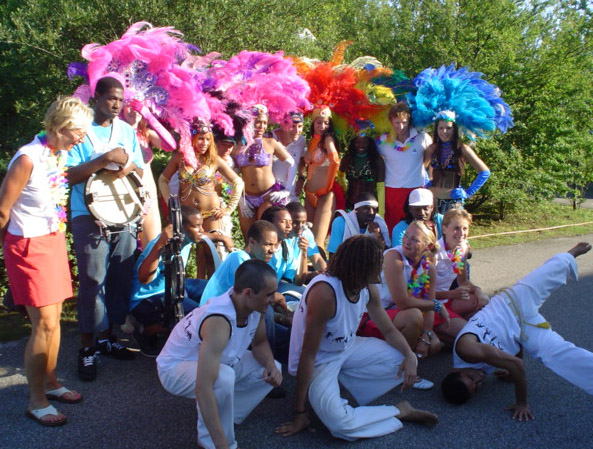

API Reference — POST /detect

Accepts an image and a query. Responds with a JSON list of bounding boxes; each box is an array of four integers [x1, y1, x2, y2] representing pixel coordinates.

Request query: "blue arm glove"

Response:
[[451, 170, 491, 200]]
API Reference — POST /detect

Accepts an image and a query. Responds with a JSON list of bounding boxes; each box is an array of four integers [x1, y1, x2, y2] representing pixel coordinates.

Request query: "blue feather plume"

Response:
[[407, 64, 513, 137]]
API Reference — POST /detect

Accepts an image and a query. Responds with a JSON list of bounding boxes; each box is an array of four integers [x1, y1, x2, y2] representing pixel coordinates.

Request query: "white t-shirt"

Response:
[[271, 130, 306, 199], [157, 289, 261, 371], [289, 274, 369, 375], [7, 136, 66, 237], [376, 128, 431, 188]]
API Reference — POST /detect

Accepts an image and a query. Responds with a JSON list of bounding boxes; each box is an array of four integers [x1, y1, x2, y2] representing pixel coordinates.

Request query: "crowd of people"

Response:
[[1, 23, 593, 448]]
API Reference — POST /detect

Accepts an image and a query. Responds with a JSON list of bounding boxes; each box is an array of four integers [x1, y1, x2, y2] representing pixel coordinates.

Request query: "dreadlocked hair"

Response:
[[327, 235, 383, 292]]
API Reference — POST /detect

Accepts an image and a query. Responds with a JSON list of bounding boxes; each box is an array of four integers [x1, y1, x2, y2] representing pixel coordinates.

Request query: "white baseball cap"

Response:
[[408, 188, 433, 207]]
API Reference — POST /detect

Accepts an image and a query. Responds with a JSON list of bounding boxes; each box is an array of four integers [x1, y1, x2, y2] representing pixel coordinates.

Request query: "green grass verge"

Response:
[[469, 202, 593, 249]]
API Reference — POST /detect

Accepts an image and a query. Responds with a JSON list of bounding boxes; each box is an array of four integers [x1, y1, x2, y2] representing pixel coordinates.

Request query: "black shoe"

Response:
[[96, 336, 135, 360], [78, 347, 97, 381], [132, 330, 160, 358]]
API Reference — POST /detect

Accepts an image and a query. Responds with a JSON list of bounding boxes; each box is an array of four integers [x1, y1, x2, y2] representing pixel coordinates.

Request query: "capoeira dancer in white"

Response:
[[276, 235, 438, 440], [157, 260, 282, 449], [442, 242, 593, 421]]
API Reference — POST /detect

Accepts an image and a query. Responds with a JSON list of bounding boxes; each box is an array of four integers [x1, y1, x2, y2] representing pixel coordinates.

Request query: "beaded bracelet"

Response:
[[433, 299, 443, 313]]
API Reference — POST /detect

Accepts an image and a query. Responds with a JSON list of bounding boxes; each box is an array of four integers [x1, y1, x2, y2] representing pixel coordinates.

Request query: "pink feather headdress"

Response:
[[205, 51, 311, 144], [70, 21, 211, 167]]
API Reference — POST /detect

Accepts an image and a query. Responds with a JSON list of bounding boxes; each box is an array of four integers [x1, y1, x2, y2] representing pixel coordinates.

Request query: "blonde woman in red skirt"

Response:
[[0, 97, 92, 426]]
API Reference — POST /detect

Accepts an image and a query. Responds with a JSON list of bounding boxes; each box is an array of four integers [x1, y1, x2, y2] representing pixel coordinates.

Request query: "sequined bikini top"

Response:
[[179, 163, 216, 188], [430, 142, 457, 171], [235, 139, 272, 168]]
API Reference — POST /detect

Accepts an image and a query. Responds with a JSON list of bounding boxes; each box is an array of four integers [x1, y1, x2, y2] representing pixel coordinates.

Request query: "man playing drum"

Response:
[[67, 76, 145, 381]]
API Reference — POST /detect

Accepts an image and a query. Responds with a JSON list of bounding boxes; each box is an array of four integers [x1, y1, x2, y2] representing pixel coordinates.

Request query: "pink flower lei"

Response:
[[446, 245, 465, 275], [38, 131, 69, 232], [407, 254, 431, 299]]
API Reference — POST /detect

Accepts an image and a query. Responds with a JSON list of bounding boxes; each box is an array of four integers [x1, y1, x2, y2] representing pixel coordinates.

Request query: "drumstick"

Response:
[[121, 175, 148, 215]]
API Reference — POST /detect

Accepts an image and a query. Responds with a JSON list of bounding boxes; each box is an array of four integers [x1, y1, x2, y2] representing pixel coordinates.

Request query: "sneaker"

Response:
[[78, 347, 97, 381], [413, 378, 434, 390], [132, 329, 160, 358], [96, 336, 135, 360]]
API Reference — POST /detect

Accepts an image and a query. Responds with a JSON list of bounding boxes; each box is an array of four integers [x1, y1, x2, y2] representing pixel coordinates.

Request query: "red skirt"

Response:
[[3, 231, 73, 308]]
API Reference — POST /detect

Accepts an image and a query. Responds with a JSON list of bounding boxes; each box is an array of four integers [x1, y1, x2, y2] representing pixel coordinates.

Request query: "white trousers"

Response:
[[158, 351, 278, 449], [309, 337, 405, 441], [506, 253, 593, 395]]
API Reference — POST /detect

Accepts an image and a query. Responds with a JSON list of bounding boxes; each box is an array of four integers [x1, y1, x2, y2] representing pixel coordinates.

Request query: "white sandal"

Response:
[[25, 405, 67, 427]]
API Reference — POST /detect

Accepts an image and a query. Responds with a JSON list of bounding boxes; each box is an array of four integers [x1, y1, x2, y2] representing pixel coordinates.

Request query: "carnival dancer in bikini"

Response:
[[303, 106, 340, 249], [235, 105, 294, 237], [159, 120, 243, 234], [338, 134, 385, 212], [406, 64, 514, 212]]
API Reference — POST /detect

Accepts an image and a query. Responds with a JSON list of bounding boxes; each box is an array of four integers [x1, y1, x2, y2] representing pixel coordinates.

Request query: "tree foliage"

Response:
[[1, 0, 592, 213]]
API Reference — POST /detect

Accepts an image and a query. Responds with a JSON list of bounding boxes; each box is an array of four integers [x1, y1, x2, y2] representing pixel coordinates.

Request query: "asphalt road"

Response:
[[1, 235, 593, 449]]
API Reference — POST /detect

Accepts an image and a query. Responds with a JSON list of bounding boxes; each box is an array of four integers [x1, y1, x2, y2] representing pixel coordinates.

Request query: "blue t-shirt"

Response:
[[67, 120, 144, 218], [269, 240, 297, 283], [199, 250, 251, 305], [129, 235, 193, 311], [391, 213, 444, 247], [280, 228, 319, 282]]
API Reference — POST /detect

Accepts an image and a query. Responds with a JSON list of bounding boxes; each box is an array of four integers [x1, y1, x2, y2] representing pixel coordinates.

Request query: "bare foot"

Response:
[[396, 400, 439, 426], [568, 242, 592, 258]]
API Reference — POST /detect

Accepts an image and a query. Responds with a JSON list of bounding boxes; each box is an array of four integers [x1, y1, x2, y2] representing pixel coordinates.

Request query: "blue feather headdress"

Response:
[[406, 64, 513, 139]]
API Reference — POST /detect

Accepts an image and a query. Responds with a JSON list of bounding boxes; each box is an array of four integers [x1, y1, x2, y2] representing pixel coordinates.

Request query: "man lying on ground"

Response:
[[442, 242, 593, 420]]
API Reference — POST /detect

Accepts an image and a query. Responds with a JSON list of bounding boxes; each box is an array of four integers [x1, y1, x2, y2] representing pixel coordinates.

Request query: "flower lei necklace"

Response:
[[407, 254, 431, 299], [38, 131, 68, 232], [446, 245, 465, 275], [447, 244, 465, 274], [379, 133, 417, 152]]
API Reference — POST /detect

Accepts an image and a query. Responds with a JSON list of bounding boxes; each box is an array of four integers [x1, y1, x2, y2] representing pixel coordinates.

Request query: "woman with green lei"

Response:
[[338, 134, 385, 213]]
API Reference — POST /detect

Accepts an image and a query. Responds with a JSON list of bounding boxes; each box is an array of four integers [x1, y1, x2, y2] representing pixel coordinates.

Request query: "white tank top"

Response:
[[434, 237, 469, 301], [289, 274, 369, 375], [7, 136, 67, 237], [452, 295, 521, 375], [157, 289, 260, 370], [378, 246, 429, 309]]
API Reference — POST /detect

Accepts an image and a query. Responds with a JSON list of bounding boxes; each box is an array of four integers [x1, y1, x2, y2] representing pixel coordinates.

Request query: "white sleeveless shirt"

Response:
[[434, 237, 469, 301], [7, 136, 67, 237], [157, 289, 261, 371], [289, 274, 369, 376], [452, 296, 520, 375], [378, 246, 429, 309]]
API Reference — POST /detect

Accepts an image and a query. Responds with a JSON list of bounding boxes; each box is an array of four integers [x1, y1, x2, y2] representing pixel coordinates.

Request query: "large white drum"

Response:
[[84, 170, 147, 227]]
